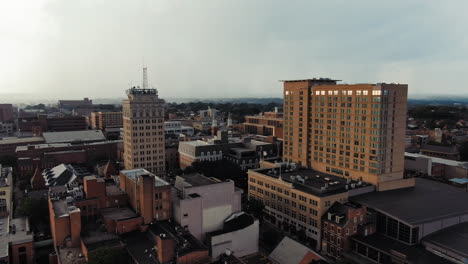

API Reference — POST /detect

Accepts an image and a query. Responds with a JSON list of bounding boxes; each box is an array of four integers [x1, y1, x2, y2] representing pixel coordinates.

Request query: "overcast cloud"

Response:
[[1, 0, 467, 100]]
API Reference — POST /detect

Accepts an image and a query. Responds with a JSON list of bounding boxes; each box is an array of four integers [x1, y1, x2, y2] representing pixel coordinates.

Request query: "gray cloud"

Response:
[[1, 0, 467, 100]]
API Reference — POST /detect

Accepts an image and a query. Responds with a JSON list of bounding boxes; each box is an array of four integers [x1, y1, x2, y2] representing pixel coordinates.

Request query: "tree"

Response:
[[88, 248, 129, 264], [459, 141, 468, 161], [246, 198, 264, 221], [17, 197, 50, 233]]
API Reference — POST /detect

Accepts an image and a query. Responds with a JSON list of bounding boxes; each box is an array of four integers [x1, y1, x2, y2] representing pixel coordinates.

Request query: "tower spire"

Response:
[[142, 66, 148, 89]]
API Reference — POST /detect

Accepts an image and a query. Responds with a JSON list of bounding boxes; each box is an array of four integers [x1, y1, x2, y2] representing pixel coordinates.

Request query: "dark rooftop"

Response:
[[121, 231, 157, 264], [208, 212, 256, 237], [351, 178, 468, 225], [351, 234, 451, 264], [148, 220, 207, 257], [176, 173, 220, 187], [254, 167, 370, 197], [420, 144, 458, 154], [322, 202, 362, 227], [422, 222, 468, 259]]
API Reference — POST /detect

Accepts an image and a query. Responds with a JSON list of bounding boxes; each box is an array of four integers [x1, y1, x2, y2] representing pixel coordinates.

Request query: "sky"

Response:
[[1, 0, 468, 100]]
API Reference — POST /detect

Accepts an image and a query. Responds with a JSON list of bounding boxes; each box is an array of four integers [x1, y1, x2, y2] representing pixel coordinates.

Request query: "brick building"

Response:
[[244, 110, 284, 139], [248, 164, 374, 250], [0, 137, 45, 159], [282, 79, 411, 191], [321, 202, 375, 260], [0, 217, 35, 264], [16, 140, 120, 182], [90, 111, 123, 130], [119, 168, 172, 224], [0, 104, 14, 123]]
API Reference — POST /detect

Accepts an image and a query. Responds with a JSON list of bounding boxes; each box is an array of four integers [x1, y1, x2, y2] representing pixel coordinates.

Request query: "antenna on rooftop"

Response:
[[142, 66, 148, 89]]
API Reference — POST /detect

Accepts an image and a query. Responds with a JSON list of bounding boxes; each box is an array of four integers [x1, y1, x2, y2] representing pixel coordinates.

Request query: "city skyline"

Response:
[[2, 1, 468, 99]]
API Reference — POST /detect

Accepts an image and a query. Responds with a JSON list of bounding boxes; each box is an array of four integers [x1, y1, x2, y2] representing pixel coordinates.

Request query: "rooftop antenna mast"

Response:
[[142, 66, 148, 89]]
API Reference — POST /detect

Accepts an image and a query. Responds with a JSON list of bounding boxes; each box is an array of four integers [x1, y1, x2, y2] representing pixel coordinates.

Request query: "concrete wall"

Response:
[[210, 219, 259, 260], [175, 180, 242, 241], [419, 213, 468, 239]]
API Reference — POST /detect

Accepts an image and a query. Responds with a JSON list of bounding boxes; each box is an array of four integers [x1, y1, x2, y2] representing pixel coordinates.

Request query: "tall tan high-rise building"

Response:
[[123, 87, 165, 175], [282, 78, 412, 190]]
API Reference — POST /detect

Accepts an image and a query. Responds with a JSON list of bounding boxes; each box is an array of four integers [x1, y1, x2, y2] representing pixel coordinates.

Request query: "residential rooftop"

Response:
[[351, 178, 468, 225], [253, 166, 372, 197]]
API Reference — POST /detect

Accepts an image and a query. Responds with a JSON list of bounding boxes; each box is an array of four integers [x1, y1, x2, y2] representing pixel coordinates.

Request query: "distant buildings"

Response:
[[404, 152, 468, 179], [58, 97, 93, 110], [243, 108, 284, 139], [0, 104, 14, 123], [123, 87, 166, 175], [164, 121, 194, 136], [282, 79, 410, 191], [178, 130, 279, 170], [90, 111, 123, 130], [420, 144, 459, 160]]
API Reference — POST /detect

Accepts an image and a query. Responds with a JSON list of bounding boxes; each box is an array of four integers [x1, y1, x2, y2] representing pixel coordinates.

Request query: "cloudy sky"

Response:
[[1, 0, 467, 100]]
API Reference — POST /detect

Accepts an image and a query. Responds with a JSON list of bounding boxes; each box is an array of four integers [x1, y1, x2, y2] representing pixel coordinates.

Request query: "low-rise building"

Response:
[[420, 144, 459, 160], [0, 165, 13, 218], [172, 173, 242, 241], [123, 220, 210, 264], [243, 110, 283, 139], [119, 168, 172, 224], [269, 236, 323, 264], [321, 202, 375, 261], [404, 152, 468, 179], [248, 164, 374, 250], [207, 212, 259, 260], [348, 178, 468, 263], [165, 121, 194, 136], [90, 112, 123, 130], [0, 137, 45, 159], [16, 140, 120, 182], [0, 217, 35, 264]]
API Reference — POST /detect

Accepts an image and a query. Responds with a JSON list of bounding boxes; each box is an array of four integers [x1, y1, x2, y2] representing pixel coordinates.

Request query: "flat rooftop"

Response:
[[43, 130, 105, 144], [0, 136, 44, 145], [405, 152, 468, 167], [253, 167, 370, 197], [176, 173, 220, 187], [120, 168, 170, 187], [422, 222, 468, 259], [279, 78, 340, 83], [351, 178, 468, 225], [100, 207, 138, 221], [351, 234, 450, 264], [148, 220, 207, 256]]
